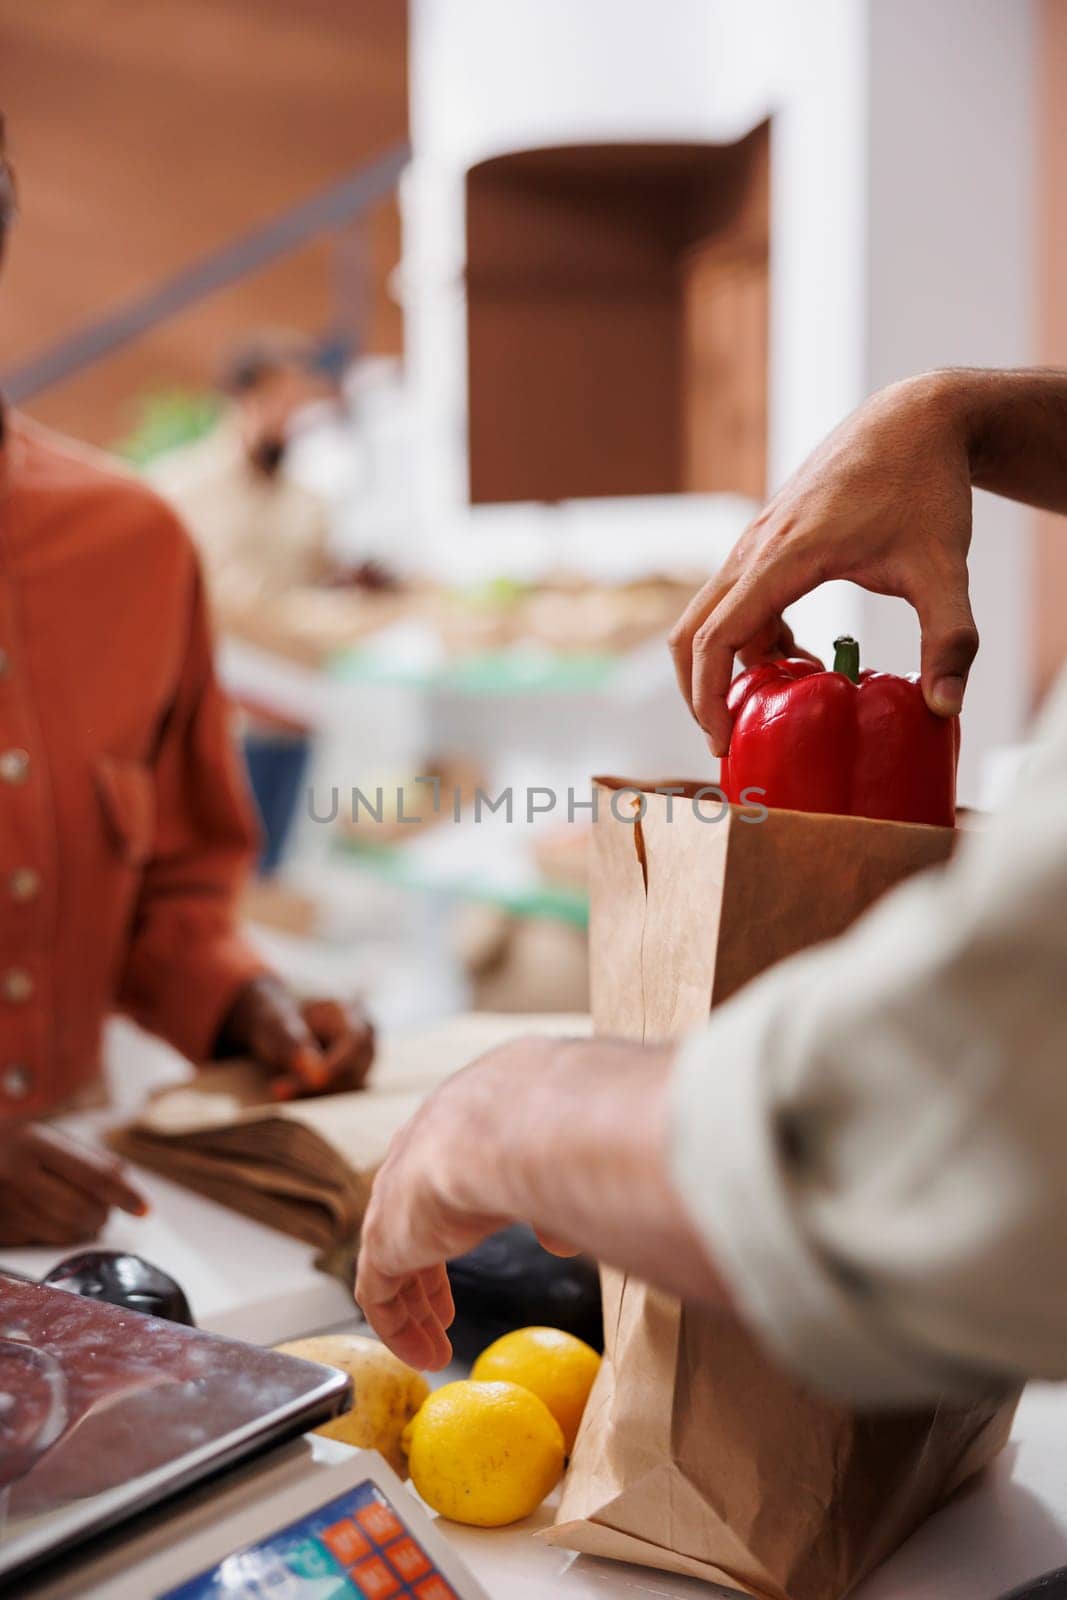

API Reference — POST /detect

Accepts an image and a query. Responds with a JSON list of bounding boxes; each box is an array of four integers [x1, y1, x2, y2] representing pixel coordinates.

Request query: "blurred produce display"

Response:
[[202, 425, 735, 1024], [222, 572, 701, 671], [228, 585, 413, 667], [114, 387, 222, 466], [336, 758, 486, 847], [456, 906, 589, 1013], [533, 822, 590, 893]]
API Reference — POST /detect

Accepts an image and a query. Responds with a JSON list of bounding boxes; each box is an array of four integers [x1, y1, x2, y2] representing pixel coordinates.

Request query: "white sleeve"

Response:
[[670, 673, 1067, 1405]]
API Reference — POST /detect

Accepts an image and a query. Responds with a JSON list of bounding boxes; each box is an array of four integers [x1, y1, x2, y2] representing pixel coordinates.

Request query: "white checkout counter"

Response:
[[4, 1102, 1067, 1598]]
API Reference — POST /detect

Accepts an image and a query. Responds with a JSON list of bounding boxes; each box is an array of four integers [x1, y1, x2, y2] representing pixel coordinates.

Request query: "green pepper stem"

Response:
[[833, 635, 861, 683]]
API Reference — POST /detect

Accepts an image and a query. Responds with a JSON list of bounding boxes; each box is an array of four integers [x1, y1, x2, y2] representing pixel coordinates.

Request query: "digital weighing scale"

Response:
[[0, 1278, 490, 1600]]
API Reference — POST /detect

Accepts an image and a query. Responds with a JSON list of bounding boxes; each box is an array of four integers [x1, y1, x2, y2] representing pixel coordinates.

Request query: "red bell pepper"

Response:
[[720, 635, 959, 826]]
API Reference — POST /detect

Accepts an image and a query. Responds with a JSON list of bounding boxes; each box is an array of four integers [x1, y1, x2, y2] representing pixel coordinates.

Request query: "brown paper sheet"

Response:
[[111, 1012, 589, 1281], [543, 783, 1017, 1600]]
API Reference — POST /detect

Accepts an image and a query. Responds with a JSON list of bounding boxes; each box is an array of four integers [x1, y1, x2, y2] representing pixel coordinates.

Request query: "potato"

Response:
[[276, 1333, 430, 1477]]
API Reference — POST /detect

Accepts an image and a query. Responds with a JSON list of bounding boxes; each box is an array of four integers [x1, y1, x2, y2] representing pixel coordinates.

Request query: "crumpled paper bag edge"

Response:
[[538, 1517, 769, 1597]]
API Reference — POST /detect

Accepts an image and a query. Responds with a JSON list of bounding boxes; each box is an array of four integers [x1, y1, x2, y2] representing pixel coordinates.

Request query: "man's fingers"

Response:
[[667, 537, 814, 696], [916, 579, 979, 717], [689, 607, 821, 759], [668, 574, 734, 718], [738, 616, 822, 670], [34, 1127, 148, 1218], [357, 1259, 454, 1370], [691, 562, 810, 754], [534, 1227, 581, 1258], [401, 1274, 454, 1368], [690, 620, 745, 757], [387, 1279, 449, 1371], [669, 558, 816, 754], [424, 1263, 456, 1332]]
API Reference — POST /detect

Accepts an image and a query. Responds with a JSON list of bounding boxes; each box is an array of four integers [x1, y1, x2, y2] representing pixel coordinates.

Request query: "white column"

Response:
[[859, 0, 1036, 797]]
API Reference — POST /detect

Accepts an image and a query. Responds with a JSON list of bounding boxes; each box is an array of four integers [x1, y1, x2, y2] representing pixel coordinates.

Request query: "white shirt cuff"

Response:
[[669, 1007, 951, 1406]]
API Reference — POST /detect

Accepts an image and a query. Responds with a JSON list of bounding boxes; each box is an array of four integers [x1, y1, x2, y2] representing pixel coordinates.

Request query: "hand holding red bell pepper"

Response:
[[720, 635, 959, 827]]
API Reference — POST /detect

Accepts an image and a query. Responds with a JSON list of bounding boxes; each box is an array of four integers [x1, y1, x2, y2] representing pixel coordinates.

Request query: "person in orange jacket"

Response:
[[0, 122, 372, 1246]]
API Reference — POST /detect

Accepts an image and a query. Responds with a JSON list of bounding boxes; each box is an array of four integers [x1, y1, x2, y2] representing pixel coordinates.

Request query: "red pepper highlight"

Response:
[[720, 635, 959, 827]]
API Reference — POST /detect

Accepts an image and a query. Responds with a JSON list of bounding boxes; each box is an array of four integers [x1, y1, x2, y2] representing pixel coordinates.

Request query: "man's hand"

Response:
[[670, 371, 980, 755], [0, 1124, 148, 1247], [217, 976, 375, 1100], [355, 1049, 520, 1371], [355, 1036, 726, 1370]]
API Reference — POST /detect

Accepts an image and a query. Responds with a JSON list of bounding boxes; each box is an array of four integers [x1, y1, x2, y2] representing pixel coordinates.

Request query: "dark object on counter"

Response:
[[446, 1224, 602, 1365], [999, 1573, 1067, 1598], [42, 1251, 195, 1327]]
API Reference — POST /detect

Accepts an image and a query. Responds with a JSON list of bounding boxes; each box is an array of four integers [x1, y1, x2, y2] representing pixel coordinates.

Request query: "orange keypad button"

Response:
[[413, 1577, 459, 1600], [356, 1500, 406, 1546], [384, 1536, 432, 1582], [350, 1554, 402, 1598], [320, 1518, 371, 1566]]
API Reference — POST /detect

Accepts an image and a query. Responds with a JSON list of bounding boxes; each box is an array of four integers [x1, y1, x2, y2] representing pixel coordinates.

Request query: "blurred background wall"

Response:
[[404, 0, 1036, 797], [0, 0, 407, 443], [0, 0, 1057, 1028]]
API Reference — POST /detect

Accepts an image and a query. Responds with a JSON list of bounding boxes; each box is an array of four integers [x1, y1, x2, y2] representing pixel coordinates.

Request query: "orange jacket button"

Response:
[[2, 968, 33, 1003], [0, 749, 30, 785]]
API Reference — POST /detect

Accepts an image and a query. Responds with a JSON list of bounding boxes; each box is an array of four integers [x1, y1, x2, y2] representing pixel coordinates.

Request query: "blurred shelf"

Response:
[[333, 834, 589, 928], [218, 637, 352, 730], [330, 644, 618, 696], [220, 633, 675, 725]]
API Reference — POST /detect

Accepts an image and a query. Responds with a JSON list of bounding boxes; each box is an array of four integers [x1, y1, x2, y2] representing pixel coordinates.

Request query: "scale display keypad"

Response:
[[160, 1479, 461, 1600]]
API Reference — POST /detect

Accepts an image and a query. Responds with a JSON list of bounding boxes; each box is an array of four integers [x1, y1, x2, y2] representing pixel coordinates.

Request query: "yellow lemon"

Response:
[[402, 1380, 564, 1527], [275, 1334, 429, 1478], [471, 1326, 601, 1452]]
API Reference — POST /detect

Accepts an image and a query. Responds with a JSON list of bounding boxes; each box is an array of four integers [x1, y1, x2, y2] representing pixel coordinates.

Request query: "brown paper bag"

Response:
[[545, 779, 1017, 1600]]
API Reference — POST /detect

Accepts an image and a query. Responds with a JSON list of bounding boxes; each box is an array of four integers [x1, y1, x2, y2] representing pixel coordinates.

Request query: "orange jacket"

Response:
[[0, 411, 268, 1118]]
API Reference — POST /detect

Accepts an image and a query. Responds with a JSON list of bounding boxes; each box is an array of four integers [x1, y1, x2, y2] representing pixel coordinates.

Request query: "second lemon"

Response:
[[471, 1326, 601, 1453]]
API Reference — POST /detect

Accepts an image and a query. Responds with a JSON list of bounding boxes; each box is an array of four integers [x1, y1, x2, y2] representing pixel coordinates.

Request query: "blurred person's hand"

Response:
[[355, 1036, 725, 1371], [0, 1124, 148, 1247], [217, 975, 375, 1100], [669, 371, 981, 756]]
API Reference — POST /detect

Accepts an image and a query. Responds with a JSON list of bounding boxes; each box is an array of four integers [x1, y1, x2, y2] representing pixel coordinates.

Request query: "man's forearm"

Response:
[[924, 367, 1067, 514], [463, 1038, 730, 1309]]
